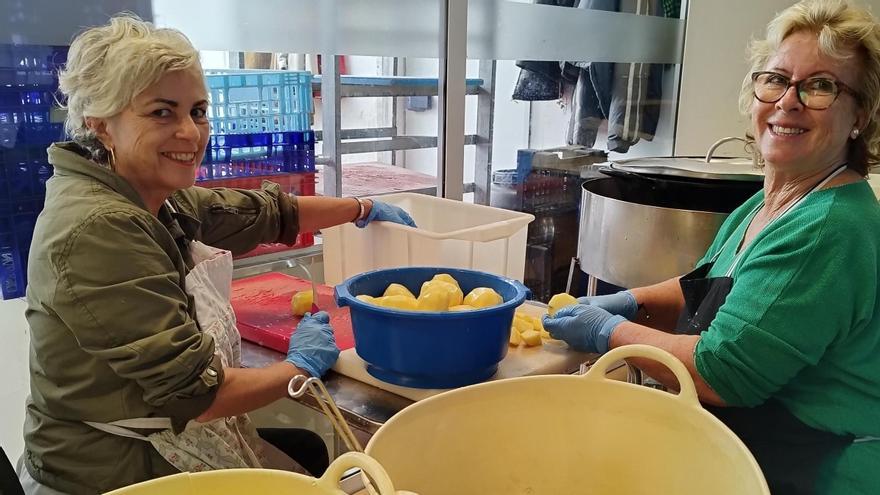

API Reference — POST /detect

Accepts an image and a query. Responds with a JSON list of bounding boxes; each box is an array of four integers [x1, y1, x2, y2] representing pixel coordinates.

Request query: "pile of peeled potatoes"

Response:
[[356, 273, 502, 312], [291, 276, 585, 351], [508, 292, 579, 348]]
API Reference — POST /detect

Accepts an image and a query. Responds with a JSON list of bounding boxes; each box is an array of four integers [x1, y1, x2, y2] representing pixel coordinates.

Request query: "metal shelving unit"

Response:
[[315, 65, 496, 200]]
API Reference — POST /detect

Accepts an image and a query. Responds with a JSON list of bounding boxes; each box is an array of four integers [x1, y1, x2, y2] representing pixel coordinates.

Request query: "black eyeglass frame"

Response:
[[750, 71, 860, 110]]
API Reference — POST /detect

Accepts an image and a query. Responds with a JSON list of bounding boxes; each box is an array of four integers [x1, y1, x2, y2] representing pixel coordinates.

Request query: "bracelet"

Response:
[[352, 197, 366, 223]]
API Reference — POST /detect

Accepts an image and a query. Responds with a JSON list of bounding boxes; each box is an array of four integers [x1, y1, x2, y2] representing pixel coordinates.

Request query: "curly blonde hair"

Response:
[[739, 0, 880, 175], [57, 14, 203, 164]]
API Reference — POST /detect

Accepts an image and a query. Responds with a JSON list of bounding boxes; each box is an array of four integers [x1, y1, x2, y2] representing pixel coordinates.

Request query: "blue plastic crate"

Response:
[[0, 44, 67, 299], [197, 130, 315, 180], [204, 70, 313, 135], [0, 232, 25, 299], [0, 146, 53, 216], [0, 44, 67, 71]]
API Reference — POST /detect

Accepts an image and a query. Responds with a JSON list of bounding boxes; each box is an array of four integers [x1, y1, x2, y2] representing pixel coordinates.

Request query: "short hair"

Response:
[[739, 0, 880, 175], [57, 14, 204, 164]]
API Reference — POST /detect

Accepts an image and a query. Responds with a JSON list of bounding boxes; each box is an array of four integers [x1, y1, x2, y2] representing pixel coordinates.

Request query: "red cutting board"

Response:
[[230, 272, 355, 353]]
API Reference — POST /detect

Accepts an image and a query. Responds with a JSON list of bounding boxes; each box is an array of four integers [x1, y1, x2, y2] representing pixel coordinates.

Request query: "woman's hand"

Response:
[[576, 290, 639, 320], [355, 200, 417, 228], [285, 311, 340, 377], [542, 304, 627, 354]]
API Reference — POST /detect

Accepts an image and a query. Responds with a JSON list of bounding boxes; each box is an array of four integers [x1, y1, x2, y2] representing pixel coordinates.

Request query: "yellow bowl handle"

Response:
[[316, 452, 397, 494], [582, 344, 700, 407]]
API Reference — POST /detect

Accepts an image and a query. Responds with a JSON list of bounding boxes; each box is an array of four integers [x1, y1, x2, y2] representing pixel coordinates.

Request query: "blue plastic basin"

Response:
[[335, 267, 530, 389]]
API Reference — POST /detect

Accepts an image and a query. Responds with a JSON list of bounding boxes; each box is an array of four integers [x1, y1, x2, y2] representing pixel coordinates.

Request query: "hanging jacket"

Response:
[[511, 0, 579, 101], [567, 0, 663, 152]]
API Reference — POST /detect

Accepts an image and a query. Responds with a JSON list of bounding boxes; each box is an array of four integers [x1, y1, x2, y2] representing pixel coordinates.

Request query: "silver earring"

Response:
[[851, 128, 860, 139]]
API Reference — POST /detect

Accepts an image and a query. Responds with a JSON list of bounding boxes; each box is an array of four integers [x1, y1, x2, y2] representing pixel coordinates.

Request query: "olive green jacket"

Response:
[[22, 142, 300, 494]]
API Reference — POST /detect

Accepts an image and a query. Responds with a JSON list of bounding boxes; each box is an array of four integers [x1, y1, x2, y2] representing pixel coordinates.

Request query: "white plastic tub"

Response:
[[322, 193, 534, 285]]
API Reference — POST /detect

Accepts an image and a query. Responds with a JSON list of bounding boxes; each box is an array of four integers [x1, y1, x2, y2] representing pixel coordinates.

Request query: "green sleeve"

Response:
[[694, 200, 866, 406], [174, 180, 300, 255], [55, 210, 222, 421]]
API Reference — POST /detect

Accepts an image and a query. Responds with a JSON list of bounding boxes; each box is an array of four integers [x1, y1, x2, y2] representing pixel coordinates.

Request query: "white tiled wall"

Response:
[[1, 298, 29, 462]]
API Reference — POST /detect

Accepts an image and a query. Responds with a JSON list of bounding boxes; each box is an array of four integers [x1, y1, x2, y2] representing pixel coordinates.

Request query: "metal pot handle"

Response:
[[704, 136, 748, 162], [581, 344, 700, 407]]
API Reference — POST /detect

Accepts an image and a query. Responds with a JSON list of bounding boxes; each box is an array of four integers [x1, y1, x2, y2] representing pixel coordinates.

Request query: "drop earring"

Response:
[[108, 147, 117, 172], [851, 128, 860, 139]]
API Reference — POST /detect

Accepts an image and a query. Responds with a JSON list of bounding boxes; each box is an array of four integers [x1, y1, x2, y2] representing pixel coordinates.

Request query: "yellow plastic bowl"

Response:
[[103, 452, 396, 495], [366, 344, 770, 494]]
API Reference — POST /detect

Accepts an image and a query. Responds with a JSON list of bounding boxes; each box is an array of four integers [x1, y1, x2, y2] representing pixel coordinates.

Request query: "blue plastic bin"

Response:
[[335, 267, 530, 389]]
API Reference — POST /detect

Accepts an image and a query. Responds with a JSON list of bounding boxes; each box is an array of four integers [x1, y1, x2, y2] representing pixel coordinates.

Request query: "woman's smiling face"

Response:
[[101, 68, 210, 203], [752, 30, 864, 174]]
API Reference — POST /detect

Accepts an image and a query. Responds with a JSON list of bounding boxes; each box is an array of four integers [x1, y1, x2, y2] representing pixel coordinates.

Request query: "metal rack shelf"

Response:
[[318, 67, 497, 200], [312, 75, 483, 98]]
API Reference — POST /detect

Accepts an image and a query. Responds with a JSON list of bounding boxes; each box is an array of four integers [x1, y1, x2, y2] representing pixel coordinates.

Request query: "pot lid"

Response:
[[609, 156, 764, 182]]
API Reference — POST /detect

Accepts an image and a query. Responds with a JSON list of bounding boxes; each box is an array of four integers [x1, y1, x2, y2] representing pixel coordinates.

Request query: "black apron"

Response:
[[674, 166, 853, 495]]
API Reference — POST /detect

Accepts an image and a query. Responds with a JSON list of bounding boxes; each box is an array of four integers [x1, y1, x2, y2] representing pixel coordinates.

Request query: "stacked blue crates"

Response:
[[196, 129, 316, 181], [201, 70, 315, 180], [0, 66, 315, 298], [0, 44, 67, 299]]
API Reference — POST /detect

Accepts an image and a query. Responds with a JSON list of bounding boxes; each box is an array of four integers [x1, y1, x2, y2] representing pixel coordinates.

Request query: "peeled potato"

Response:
[[374, 294, 419, 311], [509, 330, 524, 346], [448, 304, 477, 312], [512, 315, 533, 334], [420, 280, 464, 307], [520, 329, 542, 347], [463, 287, 503, 309], [548, 292, 578, 316], [290, 290, 314, 316], [384, 283, 415, 299], [417, 290, 450, 312], [508, 311, 543, 348], [525, 315, 544, 332], [431, 273, 460, 288]]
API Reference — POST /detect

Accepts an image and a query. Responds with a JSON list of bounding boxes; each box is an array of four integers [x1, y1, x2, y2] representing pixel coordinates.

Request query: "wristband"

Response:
[[352, 197, 367, 223]]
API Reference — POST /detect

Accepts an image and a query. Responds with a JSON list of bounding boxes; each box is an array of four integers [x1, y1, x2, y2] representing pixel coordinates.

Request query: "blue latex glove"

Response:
[[355, 200, 417, 228], [286, 311, 340, 377], [576, 290, 638, 320], [542, 304, 627, 354]]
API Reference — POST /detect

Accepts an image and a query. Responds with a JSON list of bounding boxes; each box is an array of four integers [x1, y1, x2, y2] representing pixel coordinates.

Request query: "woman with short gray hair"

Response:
[[17, 14, 415, 494]]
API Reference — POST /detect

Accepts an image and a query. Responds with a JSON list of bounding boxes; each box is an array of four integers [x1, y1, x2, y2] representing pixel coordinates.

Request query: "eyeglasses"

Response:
[[751, 71, 858, 110]]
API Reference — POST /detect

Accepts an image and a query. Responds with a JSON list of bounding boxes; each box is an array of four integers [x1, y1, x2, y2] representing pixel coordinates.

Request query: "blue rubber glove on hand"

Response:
[[542, 304, 627, 354], [286, 311, 340, 377], [355, 200, 417, 228], [576, 290, 638, 320]]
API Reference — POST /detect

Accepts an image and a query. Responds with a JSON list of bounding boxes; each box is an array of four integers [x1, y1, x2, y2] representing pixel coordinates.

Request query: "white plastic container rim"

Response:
[[365, 193, 534, 242]]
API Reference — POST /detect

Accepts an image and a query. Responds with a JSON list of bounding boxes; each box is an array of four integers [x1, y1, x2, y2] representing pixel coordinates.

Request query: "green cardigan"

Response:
[[694, 180, 880, 494]]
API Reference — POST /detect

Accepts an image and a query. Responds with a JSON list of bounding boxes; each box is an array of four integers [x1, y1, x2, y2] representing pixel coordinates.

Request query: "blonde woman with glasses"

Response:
[[543, 1, 880, 493]]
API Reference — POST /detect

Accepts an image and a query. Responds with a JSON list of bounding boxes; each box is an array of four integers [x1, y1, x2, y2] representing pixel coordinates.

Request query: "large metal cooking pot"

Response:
[[578, 156, 763, 289]]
